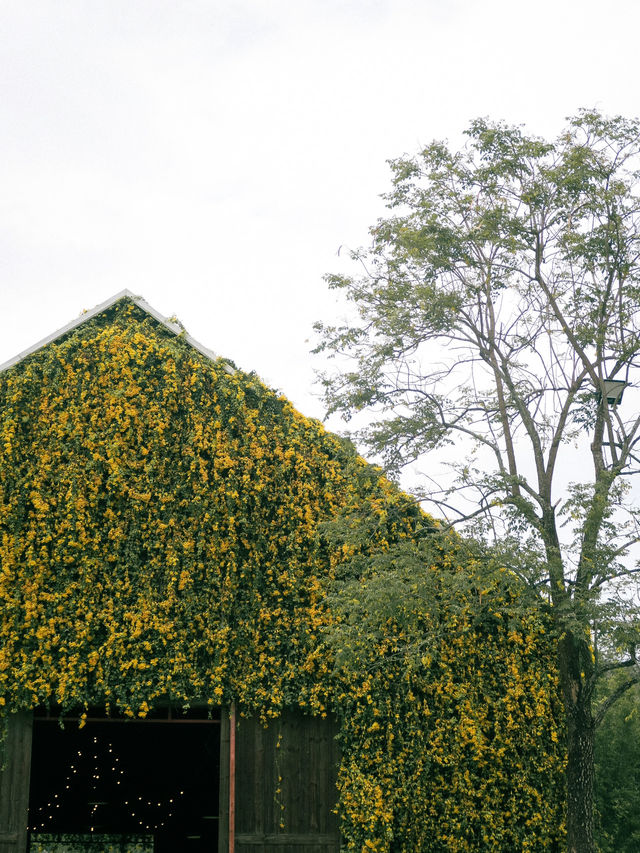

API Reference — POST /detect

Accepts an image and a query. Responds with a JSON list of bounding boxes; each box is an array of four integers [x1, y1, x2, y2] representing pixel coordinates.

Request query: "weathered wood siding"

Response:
[[0, 712, 32, 853], [220, 709, 340, 853], [219, 707, 231, 851]]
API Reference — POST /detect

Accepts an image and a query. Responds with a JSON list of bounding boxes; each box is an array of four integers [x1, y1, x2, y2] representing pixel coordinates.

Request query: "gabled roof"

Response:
[[0, 289, 234, 375]]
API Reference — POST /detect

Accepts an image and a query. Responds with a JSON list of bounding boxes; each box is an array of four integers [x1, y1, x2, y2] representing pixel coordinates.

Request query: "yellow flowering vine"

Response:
[[0, 298, 565, 850]]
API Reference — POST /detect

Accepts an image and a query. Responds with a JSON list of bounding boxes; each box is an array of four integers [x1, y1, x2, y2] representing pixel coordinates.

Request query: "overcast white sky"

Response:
[[2, 0, 640, 428]]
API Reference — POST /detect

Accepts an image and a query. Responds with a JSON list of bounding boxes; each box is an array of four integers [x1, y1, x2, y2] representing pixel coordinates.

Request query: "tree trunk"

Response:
[[565, 705, 595, 853], [558, 633, 595, 853]]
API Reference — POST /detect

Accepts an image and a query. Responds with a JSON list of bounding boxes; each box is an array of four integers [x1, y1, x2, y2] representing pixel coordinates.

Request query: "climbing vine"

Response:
[[0, 298, 565, 850], [312, 472, 566, 851]]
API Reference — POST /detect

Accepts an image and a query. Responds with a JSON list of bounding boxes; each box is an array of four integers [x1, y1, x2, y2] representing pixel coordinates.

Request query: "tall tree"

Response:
[[315, 110, 640, 853]]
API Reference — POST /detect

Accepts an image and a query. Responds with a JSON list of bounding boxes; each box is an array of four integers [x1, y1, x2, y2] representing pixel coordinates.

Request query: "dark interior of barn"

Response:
[[27, 708, 220, 853]]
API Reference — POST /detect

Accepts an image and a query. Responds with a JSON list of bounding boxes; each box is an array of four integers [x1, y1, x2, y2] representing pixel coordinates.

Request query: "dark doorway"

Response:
[[27, 709, 220, 853]]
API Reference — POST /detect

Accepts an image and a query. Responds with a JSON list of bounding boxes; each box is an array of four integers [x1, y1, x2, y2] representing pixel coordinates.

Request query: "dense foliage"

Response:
[[0, 300, 350, 719], [594, 678, 640, 852], [0, 299, 565, 849], [322, 481, 565, 851]]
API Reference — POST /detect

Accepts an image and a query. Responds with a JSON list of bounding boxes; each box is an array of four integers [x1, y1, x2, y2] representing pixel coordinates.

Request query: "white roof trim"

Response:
[[0, 289, 234, 375]]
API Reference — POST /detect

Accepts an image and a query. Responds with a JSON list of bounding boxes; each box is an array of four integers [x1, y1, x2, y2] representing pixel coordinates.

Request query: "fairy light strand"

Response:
[[29, 733, 187, 833]]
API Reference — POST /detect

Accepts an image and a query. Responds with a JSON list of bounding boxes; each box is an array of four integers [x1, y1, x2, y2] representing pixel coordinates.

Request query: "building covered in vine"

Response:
[[0, 292, 565, 853]]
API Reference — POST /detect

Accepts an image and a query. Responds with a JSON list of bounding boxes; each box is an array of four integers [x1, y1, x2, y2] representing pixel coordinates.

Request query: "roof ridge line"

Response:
[[0, 290, 235, 375]]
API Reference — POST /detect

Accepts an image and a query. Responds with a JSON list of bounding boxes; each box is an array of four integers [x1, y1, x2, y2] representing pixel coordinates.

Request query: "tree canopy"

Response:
[[316, 109, 640, 852]]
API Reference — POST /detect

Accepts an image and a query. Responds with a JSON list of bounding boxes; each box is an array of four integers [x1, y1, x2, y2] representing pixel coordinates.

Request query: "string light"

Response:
[[29, 731, 188, 834]]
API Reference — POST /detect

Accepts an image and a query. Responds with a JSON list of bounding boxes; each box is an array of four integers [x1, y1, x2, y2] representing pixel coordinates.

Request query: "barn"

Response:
[[0, 291, 566, 853], [0, 291, 348, 853]]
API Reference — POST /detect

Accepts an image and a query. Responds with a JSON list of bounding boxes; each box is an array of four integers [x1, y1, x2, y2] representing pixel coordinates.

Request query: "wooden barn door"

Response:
[[0, 711, 32, 853], [219, 708, 340, 853]]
